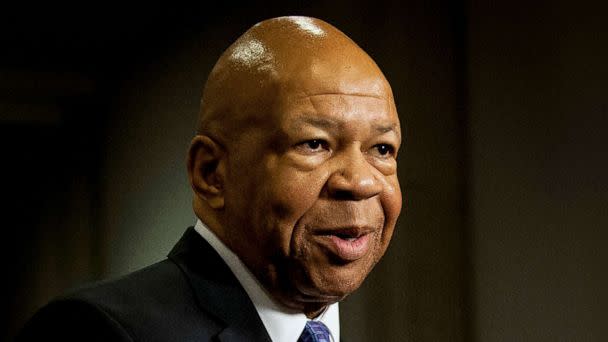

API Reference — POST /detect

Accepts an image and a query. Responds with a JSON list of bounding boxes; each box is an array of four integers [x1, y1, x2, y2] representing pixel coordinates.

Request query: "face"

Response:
[[221, 71, 402, 315]]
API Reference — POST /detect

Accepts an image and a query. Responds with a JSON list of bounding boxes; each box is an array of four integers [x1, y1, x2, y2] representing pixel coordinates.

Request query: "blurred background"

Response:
[[2, 1, 607, 341]]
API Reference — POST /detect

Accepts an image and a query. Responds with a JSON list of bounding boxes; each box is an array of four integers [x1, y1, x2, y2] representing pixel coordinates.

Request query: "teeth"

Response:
[[326, 232, 362, 241], [335, 234, 357, 241]]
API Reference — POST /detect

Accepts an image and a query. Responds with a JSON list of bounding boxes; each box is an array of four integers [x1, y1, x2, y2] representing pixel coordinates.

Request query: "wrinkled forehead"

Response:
[[275, 81, 400, 139], [274, 49, 398, 126], [278, 64, 393, 100]]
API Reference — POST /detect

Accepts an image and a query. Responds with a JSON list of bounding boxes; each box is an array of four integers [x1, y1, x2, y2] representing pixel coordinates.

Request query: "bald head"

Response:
[[198, 16, 394, 142]]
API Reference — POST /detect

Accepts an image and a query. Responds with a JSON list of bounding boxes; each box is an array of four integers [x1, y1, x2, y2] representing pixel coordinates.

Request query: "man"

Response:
[[18, 16, 401, 341]]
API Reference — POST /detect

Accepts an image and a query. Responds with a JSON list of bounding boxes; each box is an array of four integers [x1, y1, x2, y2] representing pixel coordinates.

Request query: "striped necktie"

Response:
[[298, 320, 331, 342]]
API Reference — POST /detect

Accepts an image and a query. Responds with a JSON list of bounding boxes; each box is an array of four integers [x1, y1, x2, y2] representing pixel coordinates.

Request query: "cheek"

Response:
[[266, 167, 327, 221], [384, 176, 402, 219], [378, 176, 402, 246], [259, 165, 329, 256]]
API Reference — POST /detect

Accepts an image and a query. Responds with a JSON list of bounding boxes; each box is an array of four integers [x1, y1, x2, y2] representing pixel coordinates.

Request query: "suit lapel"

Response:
[[168, 228, 272, 342]]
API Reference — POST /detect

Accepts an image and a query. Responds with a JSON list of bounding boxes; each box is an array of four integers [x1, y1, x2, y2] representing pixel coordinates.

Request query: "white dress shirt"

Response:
[[194, 220, 340, 342]]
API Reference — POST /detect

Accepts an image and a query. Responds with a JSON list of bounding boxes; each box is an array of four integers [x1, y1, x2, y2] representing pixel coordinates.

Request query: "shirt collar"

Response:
[[194, 220, 340, 342]]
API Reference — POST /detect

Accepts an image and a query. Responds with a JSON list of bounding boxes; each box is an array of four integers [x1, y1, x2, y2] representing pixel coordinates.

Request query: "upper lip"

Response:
[[311, 225, 376, 239]]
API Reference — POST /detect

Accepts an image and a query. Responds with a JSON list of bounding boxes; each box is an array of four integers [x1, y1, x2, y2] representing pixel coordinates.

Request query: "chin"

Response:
[[289, 257, 376, 305]]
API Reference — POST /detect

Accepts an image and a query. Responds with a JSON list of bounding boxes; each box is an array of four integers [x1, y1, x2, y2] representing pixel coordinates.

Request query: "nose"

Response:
[[326, 149, 383, 200]]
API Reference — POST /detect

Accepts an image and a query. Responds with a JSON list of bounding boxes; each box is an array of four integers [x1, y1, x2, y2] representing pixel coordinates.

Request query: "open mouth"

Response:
[[313, 227, 374, 261], [317, 226, 369, 239], [333, 231, 361, 241]]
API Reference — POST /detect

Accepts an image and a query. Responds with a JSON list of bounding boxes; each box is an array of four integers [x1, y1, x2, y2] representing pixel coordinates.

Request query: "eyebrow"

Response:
[[290, 116, 400, 138], [292, 116, 339, 130], [374, 123, 402, 141], [301, 92, 386, 100], [374, 123, 398, 134]]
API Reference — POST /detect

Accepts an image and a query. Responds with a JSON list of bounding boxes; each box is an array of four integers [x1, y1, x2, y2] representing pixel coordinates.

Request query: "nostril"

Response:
[[332, 189, 357, 200]]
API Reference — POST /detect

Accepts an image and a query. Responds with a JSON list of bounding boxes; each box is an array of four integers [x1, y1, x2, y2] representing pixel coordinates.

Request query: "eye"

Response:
[[306, 140, 323, 150], [296, 139, 329, 153], [373, 144, 395, 157]]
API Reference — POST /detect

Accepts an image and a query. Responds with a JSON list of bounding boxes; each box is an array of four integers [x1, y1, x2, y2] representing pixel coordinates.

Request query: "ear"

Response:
[[187, 135, 226, 209]]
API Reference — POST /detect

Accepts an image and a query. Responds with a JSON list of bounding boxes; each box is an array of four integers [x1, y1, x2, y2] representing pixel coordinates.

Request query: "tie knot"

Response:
[[298, 321, 331, 342]]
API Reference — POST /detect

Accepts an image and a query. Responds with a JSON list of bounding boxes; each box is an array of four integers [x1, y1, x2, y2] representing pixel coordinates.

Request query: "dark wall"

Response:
[[466, 1, 608, 340]]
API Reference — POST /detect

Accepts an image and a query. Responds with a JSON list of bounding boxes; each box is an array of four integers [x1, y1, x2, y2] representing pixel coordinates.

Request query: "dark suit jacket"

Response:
[[17, 227, 273, 342]]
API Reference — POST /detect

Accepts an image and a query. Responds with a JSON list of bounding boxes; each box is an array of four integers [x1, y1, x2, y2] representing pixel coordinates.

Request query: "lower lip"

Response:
[[317, 233, 372, 261]]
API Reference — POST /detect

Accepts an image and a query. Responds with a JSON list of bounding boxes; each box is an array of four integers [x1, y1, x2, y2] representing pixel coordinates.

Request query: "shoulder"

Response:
[[18, 259, 223, 341], [71, 258, 192, 315], [17, 297, 133, 341]]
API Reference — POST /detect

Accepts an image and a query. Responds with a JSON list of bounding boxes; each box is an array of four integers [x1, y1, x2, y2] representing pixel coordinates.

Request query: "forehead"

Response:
[[286, 94, 393, 124], [271, 70, 400, 134]]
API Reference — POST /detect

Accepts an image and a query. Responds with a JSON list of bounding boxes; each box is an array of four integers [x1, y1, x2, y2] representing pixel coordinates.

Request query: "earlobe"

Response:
[[187, 135, 226, 209]]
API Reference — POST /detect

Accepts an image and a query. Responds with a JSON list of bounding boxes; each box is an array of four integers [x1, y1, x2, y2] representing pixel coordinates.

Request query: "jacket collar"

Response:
[[168, 227, 272, 342]]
